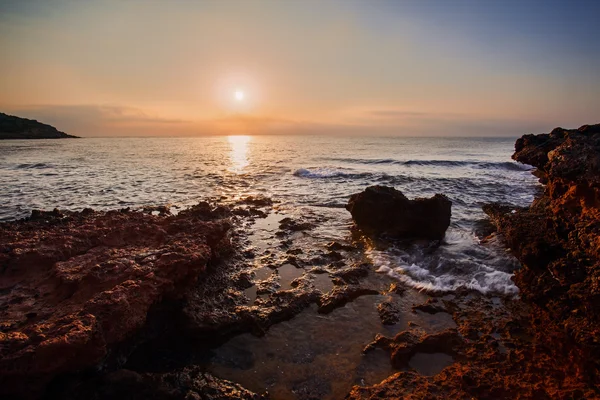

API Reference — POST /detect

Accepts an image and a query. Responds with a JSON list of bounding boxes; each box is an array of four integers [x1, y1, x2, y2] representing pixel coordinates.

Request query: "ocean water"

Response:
[[0, 135, 539, 294]]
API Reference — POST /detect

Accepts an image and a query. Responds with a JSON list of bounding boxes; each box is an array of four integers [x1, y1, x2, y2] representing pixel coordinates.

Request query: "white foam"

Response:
[[293, 168, 348, 178], [369, 249, 519, 296]]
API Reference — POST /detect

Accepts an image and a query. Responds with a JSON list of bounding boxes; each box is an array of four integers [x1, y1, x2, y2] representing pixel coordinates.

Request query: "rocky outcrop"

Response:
[[0, 112, 78, 139], [0, 206, 231, 398], [347, 125, 600, 399], [346, 186, 451, 240], [483, 124, 600, 385], [349, 293, 597, 399]]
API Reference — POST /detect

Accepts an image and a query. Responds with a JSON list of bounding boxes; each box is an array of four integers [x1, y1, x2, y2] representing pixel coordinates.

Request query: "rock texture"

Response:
[[57, 367, 266, 400], [349, 293, 598, 399], [0, 112, 78, 139], [484, 123, 600, 385], [348, 124, 600, 399], [346, 186, 451, 240], [0, 206, 230, 398]]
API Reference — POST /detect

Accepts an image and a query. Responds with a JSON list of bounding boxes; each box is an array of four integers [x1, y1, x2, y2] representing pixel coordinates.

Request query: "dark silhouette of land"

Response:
[[0, 112, 78, 139]]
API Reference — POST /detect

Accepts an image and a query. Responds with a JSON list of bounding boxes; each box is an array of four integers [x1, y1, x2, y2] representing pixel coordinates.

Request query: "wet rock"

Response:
[[236, 195, 273, 207], [325, 250, 344, 261], [0, 206, 231, 399], [317, 285, 379, 314], [59, 367, 266, 400], [346, 185, 452, 240], [388, 282, 406, 295], [331, 262, 371, 284], [364, 328, 461, 370], [377, 300, 401, 325], [412, 299, 447, 314], [350, 292, 598, 399], [278, 217, 315, 232], [325, 241, 355, 251]]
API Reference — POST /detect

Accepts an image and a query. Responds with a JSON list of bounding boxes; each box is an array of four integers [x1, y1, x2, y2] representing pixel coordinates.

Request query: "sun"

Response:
[[234, 90, 245, 101]]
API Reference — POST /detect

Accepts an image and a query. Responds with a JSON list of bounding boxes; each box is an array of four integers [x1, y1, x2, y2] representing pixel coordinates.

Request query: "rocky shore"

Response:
[[348, 124, 600, 399], [1, 125, 598, 399]]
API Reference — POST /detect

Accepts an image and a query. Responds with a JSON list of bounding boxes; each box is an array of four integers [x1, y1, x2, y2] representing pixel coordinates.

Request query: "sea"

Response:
[[0, 135, 538, 295], [1, 135, 541, 398]]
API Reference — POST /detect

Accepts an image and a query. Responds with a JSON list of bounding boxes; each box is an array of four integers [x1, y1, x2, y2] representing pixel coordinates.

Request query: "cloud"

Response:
[[1, 103, 554, 137]]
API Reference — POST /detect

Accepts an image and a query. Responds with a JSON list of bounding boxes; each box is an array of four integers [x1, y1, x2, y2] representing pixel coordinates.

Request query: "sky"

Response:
[[0, 0, 598, 137]]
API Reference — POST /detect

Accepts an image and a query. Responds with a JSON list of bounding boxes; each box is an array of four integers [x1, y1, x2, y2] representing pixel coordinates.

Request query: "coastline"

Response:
[[1, 126, 598, 399]]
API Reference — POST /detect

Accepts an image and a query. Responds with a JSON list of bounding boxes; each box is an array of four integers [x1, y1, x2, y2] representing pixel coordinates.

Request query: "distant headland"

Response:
[[0, 112, 78, 139]]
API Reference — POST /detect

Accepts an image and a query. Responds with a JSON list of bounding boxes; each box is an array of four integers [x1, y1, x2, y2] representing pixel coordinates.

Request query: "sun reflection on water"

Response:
[[227, 135, 251, 173]]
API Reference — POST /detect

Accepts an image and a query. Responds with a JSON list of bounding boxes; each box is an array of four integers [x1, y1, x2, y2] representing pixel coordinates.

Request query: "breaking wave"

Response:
[[325, 157, 531, 171], [293, 168, 371, 179]]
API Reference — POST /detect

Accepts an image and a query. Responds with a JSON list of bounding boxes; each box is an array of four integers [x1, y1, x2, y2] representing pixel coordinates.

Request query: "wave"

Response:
[[403, 160, 531, 171], [293, 168, 371, 179], [325, 157, 531, 171], [368, 248, 519, 296], [16, 162, 53, 169]]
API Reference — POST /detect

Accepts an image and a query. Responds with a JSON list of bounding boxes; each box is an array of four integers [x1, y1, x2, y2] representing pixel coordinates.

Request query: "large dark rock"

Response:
[[346, 186, 451, 240]]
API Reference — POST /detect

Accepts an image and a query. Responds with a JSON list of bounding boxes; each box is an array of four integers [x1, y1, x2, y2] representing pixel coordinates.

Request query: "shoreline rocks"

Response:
[[0, 206, 231, 398], [348, 124, 600, 399], [483, 123, 600, 386], [346, 186, 451, 240]]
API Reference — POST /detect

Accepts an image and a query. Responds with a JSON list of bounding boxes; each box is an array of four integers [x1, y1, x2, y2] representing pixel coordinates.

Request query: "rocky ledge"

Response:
[[0, 205, 232, 398], [484, 124, 600, 387], [0, 112, 78, 139]]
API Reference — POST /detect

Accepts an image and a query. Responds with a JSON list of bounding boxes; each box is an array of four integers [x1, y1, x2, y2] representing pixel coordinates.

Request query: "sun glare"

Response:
[[227, 135, 251, 173], [235, 90, 245, 101]]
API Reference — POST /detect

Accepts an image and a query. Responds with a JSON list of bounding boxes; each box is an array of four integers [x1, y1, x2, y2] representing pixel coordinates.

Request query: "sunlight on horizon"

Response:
[[227, 135, 251, 173]]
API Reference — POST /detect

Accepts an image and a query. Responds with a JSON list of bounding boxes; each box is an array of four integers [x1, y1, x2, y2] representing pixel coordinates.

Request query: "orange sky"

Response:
[[0, 1, 598, 136]]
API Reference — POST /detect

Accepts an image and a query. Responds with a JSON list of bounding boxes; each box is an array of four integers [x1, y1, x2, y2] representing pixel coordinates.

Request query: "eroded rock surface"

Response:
[[0, 206, 231, 398], [484, 124, 600, 385], [346, 186, 451, 240]]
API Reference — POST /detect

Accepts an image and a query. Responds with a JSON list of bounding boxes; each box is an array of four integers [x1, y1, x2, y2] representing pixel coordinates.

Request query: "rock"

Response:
[[278, 217, 314, 232], [363, 328, 461, 369], [377, 300, 401, 325], [236, 195, 273, 207], [330, 262, 371, 284], [317, 285, 379, 314], [0, 206, 231, 399], [58, 367, 266, 400], [346, 186, 451, 240], [482, 124, 600, 391], [0, 112, 78, 139], [325, 241, 355, 251], [412, 299, 447, 314]]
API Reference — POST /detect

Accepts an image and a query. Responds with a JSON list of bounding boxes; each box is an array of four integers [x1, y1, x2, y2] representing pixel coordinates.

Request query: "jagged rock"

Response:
[[377, 300, 401, 325], [317, 285, 379, 314], [483, 124, 600, 390], [346, 186, 451, 240], [0, 207, 231, 399]]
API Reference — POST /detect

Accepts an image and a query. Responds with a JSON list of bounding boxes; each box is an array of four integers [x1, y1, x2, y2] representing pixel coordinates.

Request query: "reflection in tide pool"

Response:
[[228, 135, 251, 173]]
